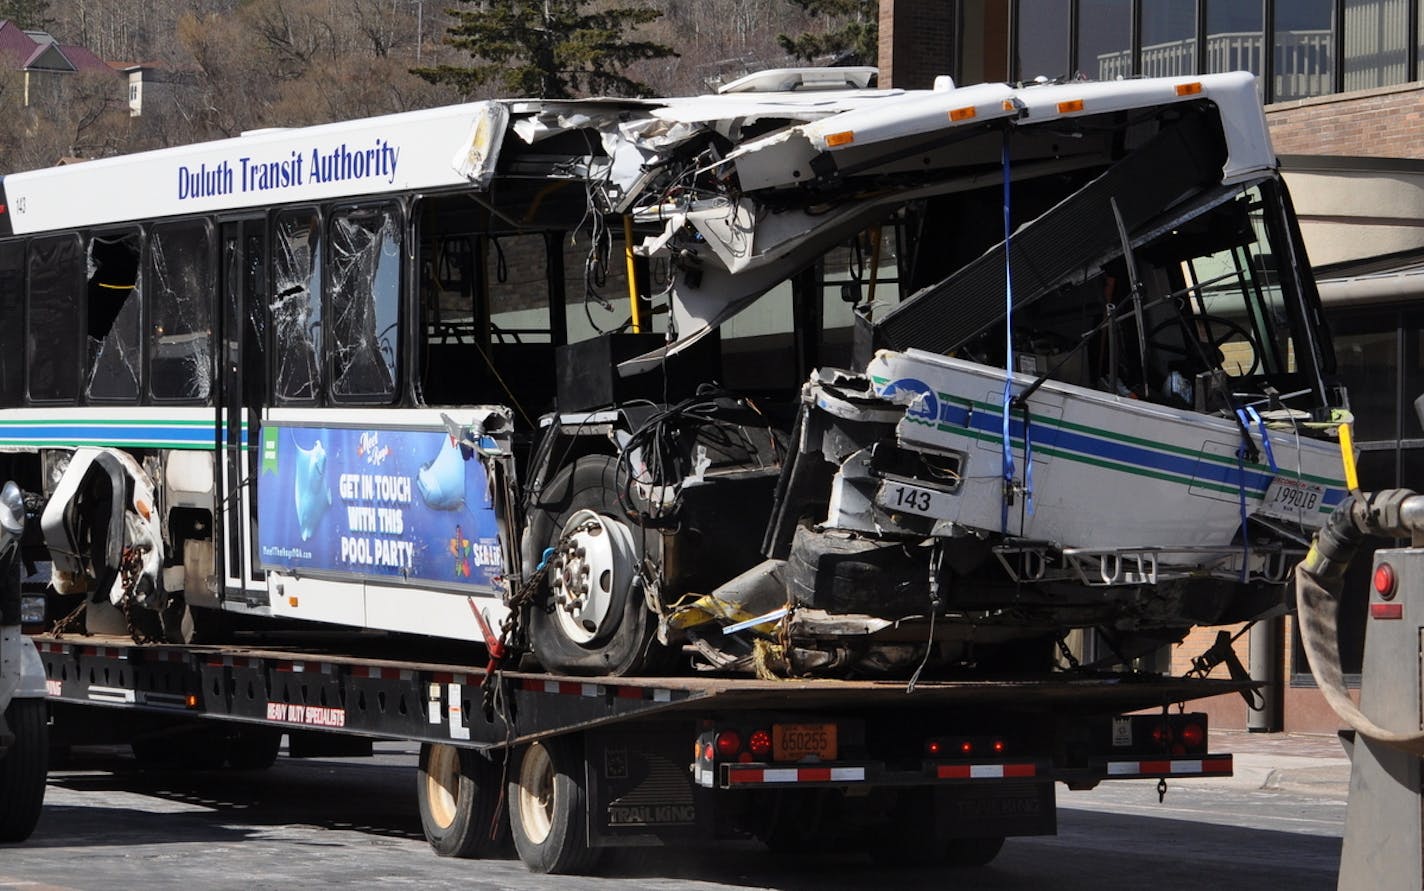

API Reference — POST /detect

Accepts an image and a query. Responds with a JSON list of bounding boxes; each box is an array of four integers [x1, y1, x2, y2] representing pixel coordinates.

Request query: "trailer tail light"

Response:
[[959, 740, 974, 755], [992, 739, 1006, 754], [1374, 562, 1397, 600], [927, 740, 943, 756], [715, 730, 742, 759], [748, 729, 772, 760], [1179, 722, 1205, 750]]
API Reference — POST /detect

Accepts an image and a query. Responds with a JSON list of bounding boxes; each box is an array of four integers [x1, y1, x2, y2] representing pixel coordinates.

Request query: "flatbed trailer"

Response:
[[33, 633, 1243, 873]]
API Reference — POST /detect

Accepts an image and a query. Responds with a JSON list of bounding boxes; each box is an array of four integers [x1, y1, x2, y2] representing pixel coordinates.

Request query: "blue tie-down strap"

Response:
[[1242, 405, 1278, 473], [1234, 446, 1250, 582], [536, 547, 556, 573]]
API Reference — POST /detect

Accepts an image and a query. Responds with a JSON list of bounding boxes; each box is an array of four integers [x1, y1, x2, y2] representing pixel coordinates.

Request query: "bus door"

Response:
[[217, 219, 268, 607]]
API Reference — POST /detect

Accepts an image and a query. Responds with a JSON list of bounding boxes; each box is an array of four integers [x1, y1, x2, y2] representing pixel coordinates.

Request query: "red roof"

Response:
[[0, 20, 115, 75]]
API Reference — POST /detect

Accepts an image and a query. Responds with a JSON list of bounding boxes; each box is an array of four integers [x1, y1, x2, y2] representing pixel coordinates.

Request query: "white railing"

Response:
[[1095, 29, 1332, 100]]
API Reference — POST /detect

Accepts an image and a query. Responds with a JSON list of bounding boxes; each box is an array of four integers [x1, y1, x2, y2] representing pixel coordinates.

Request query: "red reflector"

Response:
[[1180, 722, 1205, 748], [1371, 602, 1404, 620], [1374, 563, 1397, 600], [749, 729, 772, 759], [715, 730, 743, 758]]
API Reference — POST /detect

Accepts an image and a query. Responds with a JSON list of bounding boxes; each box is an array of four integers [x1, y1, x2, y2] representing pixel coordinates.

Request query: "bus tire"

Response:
[[417, 743, 506, 858], [0, 698, 48, 842], [507, 737, 601, 875], [525, 455, 663, 677]]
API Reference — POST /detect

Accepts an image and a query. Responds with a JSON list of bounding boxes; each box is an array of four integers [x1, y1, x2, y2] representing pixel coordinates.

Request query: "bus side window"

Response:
[[329, 204, 400, 403], [0, 241, 24, 407], [272, 208, 323, 402], [148, 220, 214, 402], [27, 234, 82, 403], [86, 229, 142, 402]]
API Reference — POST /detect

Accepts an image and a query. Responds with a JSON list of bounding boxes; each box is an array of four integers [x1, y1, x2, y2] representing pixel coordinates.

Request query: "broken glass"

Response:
[[86, 230, 142, 401], [148, 221, 213, 401], [272, 209, 323, 401], [329, 205, 400, 401]]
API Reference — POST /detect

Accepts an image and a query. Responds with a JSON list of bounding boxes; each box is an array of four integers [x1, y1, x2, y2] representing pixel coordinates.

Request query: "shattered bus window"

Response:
[[148, 221, 213, 401], [86, 230, 142, 401], [27, 234, 82, 402], [330, 205, 400, 401], [273, 209, 323, 401]]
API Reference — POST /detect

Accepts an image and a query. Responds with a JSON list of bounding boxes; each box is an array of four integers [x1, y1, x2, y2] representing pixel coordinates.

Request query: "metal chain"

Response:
[[480, 522, 594, 721], [1055, 634, 1082, 670]]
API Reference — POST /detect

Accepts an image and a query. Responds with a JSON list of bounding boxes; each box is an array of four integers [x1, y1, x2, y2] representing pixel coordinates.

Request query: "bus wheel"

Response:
[[417, 743, 506, 858], [525, 455, 662, 677], [0, 698, 48, 842], [508, 737, 601, 874]]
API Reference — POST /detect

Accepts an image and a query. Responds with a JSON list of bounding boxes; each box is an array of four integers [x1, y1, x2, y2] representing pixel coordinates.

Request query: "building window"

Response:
[[1141, 0, 1197, 77], [1078, 0, 1132, 80], [1015, 0, 1072, 81], [1344, 0, 1409, 90], [1275, 0, 1336, 101], [1205, 3, 1264, 81]]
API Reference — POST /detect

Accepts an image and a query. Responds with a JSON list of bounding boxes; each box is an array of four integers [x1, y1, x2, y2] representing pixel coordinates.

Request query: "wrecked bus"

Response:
[[0, 67, 1347, 677]]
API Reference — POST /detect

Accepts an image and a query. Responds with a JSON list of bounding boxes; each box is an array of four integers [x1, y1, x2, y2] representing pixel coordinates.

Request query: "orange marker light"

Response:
[[1057, 99, 1084, 114], [948, 106, 976, 122], [1175, 82, 1203, 96], [825, 131, 855, 147]]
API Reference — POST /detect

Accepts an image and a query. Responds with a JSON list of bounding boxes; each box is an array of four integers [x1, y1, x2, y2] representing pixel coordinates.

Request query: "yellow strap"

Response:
[[1338, 421, 1359, 492], [623, 215, 642, 333]]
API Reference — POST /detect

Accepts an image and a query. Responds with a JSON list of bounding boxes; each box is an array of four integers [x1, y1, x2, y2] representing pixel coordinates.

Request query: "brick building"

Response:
[[879, 0, 1424, 733]]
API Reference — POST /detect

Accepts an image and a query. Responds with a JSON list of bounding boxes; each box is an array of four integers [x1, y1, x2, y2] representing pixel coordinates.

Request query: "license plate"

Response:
[[1258, 477, 1325, 521], [876, 480, 949, 518], [773, 723, 837, 762]]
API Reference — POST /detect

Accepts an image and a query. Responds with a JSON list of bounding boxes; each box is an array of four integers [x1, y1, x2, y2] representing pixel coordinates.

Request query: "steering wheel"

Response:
[[1147, 313, 1261, 377]]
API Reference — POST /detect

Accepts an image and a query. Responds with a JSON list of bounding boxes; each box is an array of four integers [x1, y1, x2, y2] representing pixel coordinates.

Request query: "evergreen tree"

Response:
[[777, 0, 878, 66], [0, 0, 52, 30], [413, 0, 676, 99]]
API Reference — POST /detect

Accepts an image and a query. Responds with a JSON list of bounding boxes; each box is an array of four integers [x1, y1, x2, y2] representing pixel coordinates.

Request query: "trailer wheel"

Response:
[[223, 727, 282, 770], [525, 455, 663, 677], [0, 698, 48, 842], [508, 738, 601, 874], [417, 743, 506, 858], [945, 835, 1005, 867]]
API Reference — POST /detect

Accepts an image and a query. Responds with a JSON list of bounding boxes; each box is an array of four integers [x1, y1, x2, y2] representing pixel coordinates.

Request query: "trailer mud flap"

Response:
[[586, 726, 711, 846], [936, 782, 1057, 838]]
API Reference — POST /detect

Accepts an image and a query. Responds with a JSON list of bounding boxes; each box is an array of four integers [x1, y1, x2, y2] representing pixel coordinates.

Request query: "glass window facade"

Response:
[[1009, 0, 1423, 104], [1016, 0, 1071, 81], [1344, 0, 1409, 90], [1140, 0, 1197, 77], [1077, 0, 1132, 80]]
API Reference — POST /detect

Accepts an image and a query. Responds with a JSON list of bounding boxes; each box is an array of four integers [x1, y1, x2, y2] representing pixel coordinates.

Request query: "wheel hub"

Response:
[[548, 509, 636, 645]]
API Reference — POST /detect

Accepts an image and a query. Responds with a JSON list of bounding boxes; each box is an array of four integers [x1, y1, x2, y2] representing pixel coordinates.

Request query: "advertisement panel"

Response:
[[256, 422, 506, 592]]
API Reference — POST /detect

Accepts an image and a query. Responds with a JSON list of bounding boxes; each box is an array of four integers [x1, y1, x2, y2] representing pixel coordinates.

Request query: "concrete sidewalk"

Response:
[[1213, 729, 1351, 798]]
